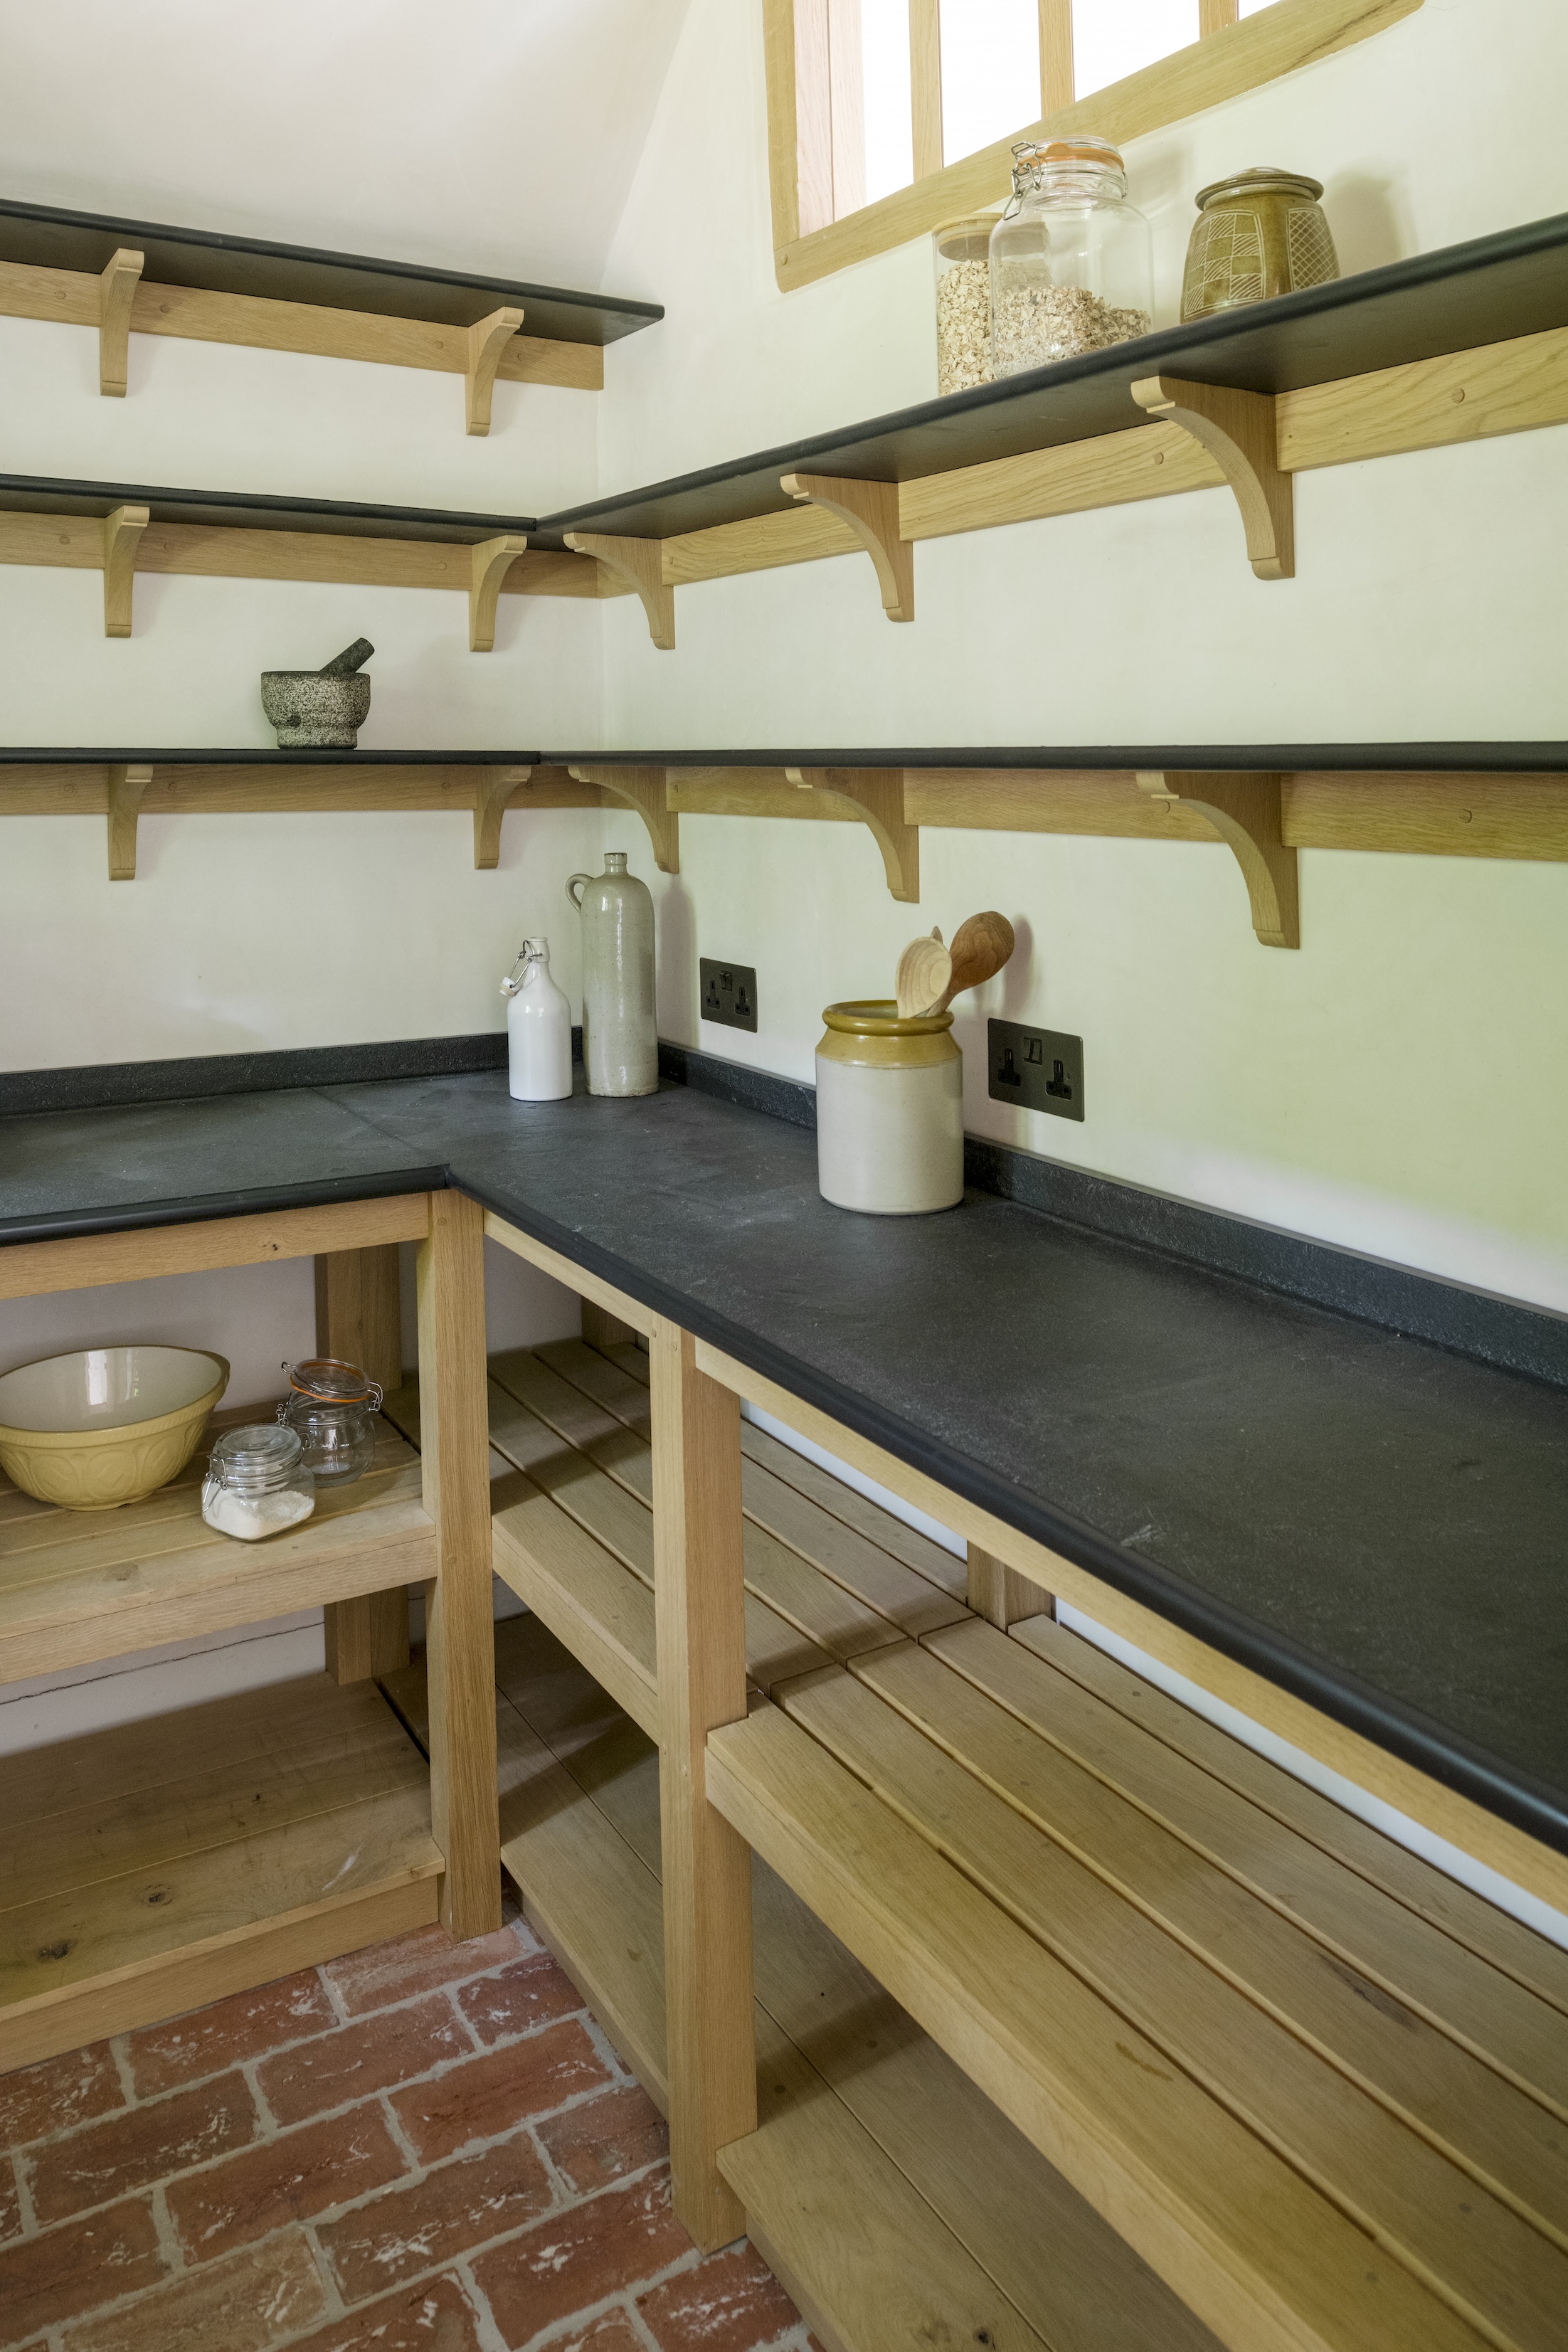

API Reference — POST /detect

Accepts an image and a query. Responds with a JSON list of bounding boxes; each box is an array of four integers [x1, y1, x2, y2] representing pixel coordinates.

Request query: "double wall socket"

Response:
[[700, 958, 758, 1033], [987, 1019, 1084, 1121]]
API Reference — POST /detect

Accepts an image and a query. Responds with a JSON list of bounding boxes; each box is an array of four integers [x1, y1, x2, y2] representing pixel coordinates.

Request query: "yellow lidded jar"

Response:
[[815, 1002, 964, 1217]]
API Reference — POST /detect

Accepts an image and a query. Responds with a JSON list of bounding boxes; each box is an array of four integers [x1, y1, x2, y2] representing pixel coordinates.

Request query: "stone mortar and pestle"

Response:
[[260, 638, 374, 748]]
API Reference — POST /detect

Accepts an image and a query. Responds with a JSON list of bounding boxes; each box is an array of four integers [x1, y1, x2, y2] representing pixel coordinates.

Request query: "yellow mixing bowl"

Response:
[[0, 1345, 231, 1510]]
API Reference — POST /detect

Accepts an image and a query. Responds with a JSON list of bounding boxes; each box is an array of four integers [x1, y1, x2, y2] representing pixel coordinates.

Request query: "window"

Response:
[[763, 0, 1421, 288]]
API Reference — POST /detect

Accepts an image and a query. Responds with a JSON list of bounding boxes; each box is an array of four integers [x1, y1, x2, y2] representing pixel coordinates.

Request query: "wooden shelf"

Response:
[[0, 473, 615, 648], [0, 1401, 436, 1680], [0, 195, 662, 430], [0, 1668, 440, 2071], [534, 211, 1568, 618], [386, 1609, 1219, 2352]]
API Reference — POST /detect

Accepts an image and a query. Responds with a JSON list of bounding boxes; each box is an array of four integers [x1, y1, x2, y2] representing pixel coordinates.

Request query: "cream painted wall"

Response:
[[599, 0, 1568, 1315]]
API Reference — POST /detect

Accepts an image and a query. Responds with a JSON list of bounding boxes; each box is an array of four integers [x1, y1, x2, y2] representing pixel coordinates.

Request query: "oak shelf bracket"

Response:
[[1138, 770, 1299, 947], [780, 473, 913, 621], [105, 761, 153, 880], [470, 534, 530, 652], [568, 763, 679, 874], [785, 766, 919, 901], [563, 532, 676, 650], [102, 503, 149, 637], [473, 766, 532, 869], [465, 307, 526, 436], [1132, 375, 1293, 580], [97, 247, 143, 397]]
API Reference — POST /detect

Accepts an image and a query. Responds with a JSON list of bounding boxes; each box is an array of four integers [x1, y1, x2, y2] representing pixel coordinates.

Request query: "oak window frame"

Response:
[[762, 0, 1424, 293]]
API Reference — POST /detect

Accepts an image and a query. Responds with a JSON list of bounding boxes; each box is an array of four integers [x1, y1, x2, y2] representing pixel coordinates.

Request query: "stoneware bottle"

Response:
[[566, 853, 657, 1097], [500, 937, 573, 1101], [815, 1000, 963, 1214]]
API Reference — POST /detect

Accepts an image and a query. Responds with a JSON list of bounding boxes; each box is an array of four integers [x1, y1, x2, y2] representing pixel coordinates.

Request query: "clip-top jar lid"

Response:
[[211, 1422, 304, 1488], [1015, 134, 1125, 174], [1194, 165, 1324, 208], [287, 1357, 375, 1404]]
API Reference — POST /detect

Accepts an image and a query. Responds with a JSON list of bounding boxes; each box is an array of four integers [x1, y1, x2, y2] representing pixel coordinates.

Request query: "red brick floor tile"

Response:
[[470, 2168, 692, 2347], [27, 2072, 257, 2226], [126, 1969, 334, 2096], [324, 1922, 526, 2018], [280, 2270, 485, 2352], [538, 2083, 668, 2194], [257, 1994, 469, 2127], [391, 2021, 611, 2163], [637, 2241, 801, 2351], [0, 2043, 123, 2151], [0, 2154, 19, 2245], [544, 2312, 650, 2352], [455, 1946, 583, 2047], [318, 2137, 554, 2299], [0, 2196, 164, 2342], [58, 2225, 325, 2352], [165, 2102, 407, 2262]]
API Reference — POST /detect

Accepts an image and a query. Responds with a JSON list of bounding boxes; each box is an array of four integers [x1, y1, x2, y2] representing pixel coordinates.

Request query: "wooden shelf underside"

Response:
[[0, 1668, 440, 2072], [462, 1336, 1568, 2352], [0, 1403, 436, 1679]]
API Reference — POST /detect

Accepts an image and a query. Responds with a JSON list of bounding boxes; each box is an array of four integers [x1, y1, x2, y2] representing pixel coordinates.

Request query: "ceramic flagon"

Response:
[[567, 853, 657, 1098]]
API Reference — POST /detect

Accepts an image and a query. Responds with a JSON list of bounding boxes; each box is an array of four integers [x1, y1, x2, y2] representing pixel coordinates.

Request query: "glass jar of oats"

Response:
[[933, 216, 995, 396], [989, 137, 1153, 376]]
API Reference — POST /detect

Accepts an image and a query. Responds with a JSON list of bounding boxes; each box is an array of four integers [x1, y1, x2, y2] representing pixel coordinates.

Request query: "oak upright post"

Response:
[[417, 1188, 501, 1940], [652, 1318, 756, 2249]]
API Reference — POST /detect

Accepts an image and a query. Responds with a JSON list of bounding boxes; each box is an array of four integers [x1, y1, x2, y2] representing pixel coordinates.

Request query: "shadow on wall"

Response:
[[657, 874, 696, 1039], [1322, 172, 1411, 275], [948, 913, 1034, 1093]]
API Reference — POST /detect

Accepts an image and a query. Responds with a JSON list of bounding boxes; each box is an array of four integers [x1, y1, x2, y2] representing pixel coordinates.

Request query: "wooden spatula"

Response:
[[896, 927, 950, 1019], [926, 911, 1015, 1013]]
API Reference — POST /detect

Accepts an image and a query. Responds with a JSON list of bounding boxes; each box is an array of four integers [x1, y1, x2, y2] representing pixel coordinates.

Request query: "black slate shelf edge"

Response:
[[0, 195, 664, 346], [0, 475, 536, 547], [530, 211, 1568, 545], [0, 1166, 452, 1245], [13, 745, 1568, 773], [0, 749, 545, 766]]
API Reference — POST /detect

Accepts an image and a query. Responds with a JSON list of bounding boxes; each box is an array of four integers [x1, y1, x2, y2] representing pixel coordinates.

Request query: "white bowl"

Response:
[[0, 1345, 231, 1510]]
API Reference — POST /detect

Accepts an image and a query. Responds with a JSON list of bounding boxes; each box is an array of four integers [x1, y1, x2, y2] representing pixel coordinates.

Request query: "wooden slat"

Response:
[[1283, 771, 1568, 863], [0, 766, 606, 819], [491, 1467, 662, 1739], [1278, 322, 1568, 472], [707, 1695, 1490, 2352], [1005, 1614, 1568, 2020], [0, 1194, 430, 1301], [482, 1212, 656, 1335], [839, 1645, 1568, 2293]]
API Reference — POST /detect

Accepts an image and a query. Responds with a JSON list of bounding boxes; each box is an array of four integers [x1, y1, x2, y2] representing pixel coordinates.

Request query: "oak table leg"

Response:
[[652, 1319, 756, 2250], [966, 1540, 1054, 1631], [317, 1242, 411, 1683], [582, 1298, 637, 1350], [418, 1190, 502, 1940]]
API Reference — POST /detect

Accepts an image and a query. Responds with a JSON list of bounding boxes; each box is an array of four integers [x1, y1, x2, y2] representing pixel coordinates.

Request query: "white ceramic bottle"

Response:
[[500, 937, 573, 1101], [566, 852, 657, 1097]]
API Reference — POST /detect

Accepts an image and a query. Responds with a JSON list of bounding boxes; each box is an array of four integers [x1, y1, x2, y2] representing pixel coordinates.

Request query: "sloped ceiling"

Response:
[[0, 0, 690, 290]]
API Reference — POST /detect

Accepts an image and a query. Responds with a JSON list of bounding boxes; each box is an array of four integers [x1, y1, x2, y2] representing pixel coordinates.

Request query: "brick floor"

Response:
[[0, 1910, 812, 2352]]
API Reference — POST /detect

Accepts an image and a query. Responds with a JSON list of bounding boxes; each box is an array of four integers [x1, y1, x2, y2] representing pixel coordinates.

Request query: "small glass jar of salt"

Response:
[[202, 1424, 315, 1542]]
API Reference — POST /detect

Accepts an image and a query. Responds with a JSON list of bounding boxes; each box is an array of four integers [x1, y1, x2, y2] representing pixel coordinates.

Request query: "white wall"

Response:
[[599, 0, 1568, 1316]]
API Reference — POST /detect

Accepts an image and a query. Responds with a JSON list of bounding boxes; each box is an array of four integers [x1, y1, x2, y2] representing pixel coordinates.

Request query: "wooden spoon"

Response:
[[927, 911, 1015, 1014], [895, 926, 950, 1020]]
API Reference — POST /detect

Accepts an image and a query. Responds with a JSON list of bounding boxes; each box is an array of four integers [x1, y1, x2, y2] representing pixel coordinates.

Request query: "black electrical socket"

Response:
[[988, 1018, 1084, 1122], [700, 958, 758, 1034]]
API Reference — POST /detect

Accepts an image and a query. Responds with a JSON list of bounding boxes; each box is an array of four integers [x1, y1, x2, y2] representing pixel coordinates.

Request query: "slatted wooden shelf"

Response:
[[0, 194, 662, 426], [440, 1333, 1568, 2352], [536, 211, 1568, 619], [0, 1668, 440, 2071], [0, 1399, 436, 1680]]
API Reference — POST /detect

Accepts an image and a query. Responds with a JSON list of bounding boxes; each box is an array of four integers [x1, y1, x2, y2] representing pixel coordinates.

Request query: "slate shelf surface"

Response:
[[10, 746, 1564, 773], [531, 210, 1568, 547], [1, 1068, 1564, 1861], [0, 195, 664, 346], [0, 748, 544, 766], [0, 475, 536, 546]]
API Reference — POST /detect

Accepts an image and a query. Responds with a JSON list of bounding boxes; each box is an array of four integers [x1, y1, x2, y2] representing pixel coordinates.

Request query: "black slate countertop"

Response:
[[3, 1069, 1564, 1860]]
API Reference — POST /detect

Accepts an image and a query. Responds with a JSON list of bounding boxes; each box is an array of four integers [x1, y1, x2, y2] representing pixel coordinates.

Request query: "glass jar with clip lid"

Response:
[[202, 1424, 315, 1542], [276, 1357, 382, 1487], [989, 136, 1153, 375]]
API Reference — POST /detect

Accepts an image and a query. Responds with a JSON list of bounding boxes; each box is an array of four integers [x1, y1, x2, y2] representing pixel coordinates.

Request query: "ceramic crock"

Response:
[[1180, 167, 1338, 322], [567, 852, 657, 1098], [815, 1000, 963, 1217]]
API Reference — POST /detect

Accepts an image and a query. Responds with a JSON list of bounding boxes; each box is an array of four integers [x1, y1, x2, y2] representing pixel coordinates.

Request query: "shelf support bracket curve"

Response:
[[786, 767, 919, 901], [473, 766, 531, 870], [98, 247, 143, 397], [107, 763, 154, 881], [1138, 770, 1298, 948], [102, 504, 149, 638], [469, 534, 529, 652], [780, 473, 913, 620], [1130, 376, 1293, 580], [465, 306, 525, 435], [569, 764, 679, 875], [563, 533, 675, 650]]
